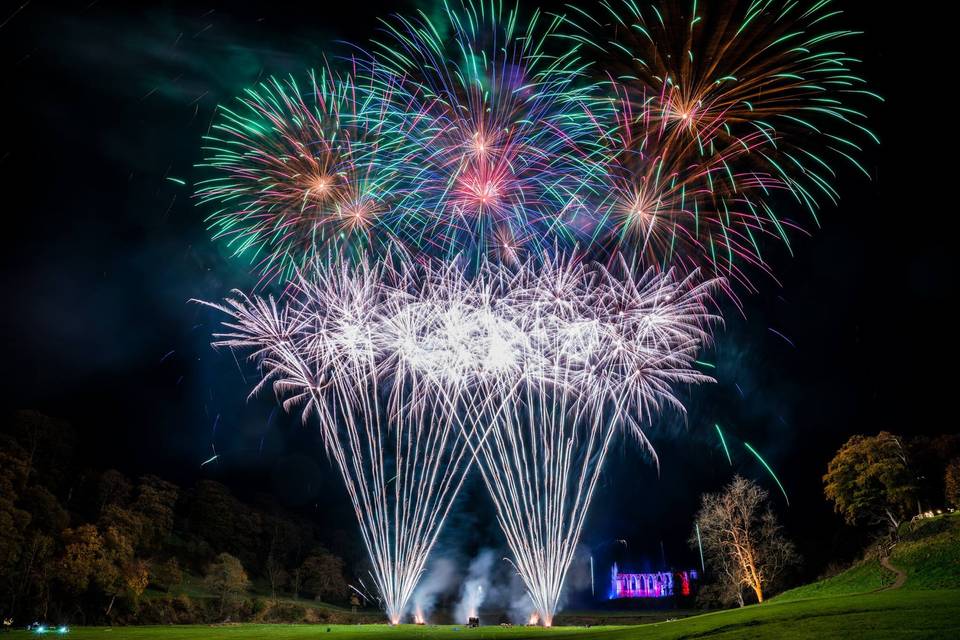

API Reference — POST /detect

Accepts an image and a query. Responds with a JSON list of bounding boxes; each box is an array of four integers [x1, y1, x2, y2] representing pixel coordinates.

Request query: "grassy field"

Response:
[[9, 590, 959, 639], [11, 514, 958, 639]]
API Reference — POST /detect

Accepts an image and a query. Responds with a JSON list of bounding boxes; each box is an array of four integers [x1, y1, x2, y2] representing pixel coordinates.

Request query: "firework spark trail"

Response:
[[570, 0, 880, 289], [201, 254, 717, 624], [459, 257, 719, 625], [362, 0, 605, 264], [195, 66, 405, 286], [201, 260, 479, 623], [196, 1, 877, 294], [716, 423, 733, 465], [744, 441, 790, 506]]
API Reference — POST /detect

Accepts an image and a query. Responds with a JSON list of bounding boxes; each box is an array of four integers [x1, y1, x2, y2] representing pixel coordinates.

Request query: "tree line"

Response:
[[1, 411, 357, 625], [6, 409, 957, 622]]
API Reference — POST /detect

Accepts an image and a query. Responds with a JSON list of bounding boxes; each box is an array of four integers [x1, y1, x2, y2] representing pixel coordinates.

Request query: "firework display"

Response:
[[462, 257, 717, 625], [203, 258, 477, 623], [362, 0, 604, 264], [205, 255, 716, 623], [576, 0, 879, 287], [197, 0, 875, 289], [196, 66, 402, 285], [196, 0, 874, 624]]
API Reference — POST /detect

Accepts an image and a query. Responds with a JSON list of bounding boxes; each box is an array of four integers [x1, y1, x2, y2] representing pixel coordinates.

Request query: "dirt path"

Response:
[[880, 554, 907, 590]]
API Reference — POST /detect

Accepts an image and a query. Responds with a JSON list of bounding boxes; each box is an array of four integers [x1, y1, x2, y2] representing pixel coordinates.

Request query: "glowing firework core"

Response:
[[309, 174, 336, 196]]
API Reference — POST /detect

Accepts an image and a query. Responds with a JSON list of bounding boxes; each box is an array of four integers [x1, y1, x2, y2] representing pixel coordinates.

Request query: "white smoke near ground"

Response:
[[410, 557, 458, 623], [455, 549, 498, 623], [409, 544, 594, 624], [454, 548, 547, 624]]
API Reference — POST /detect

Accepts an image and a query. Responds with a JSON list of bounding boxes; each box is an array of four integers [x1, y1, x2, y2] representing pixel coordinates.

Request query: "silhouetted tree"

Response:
[[150, 557, 183, 593], [58, 525, 105, 597], [97, 470, 132, 515], [190, 481, 261, 566], [4, 411, 74, 493], [97, 526, 145, 617], [2, 410, 360, 624], [908, 435, 960, 511], [300, 550, 348, 602], [98, 504, 144, 550], [21, 485, 68, 534], [0, 450, 31, 616]]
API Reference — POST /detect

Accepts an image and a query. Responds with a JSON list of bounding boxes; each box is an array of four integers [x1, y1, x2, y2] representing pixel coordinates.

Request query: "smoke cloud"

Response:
[[454, 549, 497, 623], [410, 557, 457, 623]]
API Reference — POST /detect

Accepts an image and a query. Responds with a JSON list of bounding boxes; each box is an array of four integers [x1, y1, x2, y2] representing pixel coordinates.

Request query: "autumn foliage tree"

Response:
[[908, 435, 960, 510], [1, 411, 354, 624], [300, 549, 348, 602], [57, 523, 148, 617], [204, 553, 251, 617], [823, 432, 916, 534], [946, 459, 960, 509], [691, 476, 798, 606]]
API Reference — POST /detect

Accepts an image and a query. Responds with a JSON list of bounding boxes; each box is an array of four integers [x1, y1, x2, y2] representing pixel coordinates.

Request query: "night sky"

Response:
[[1, 0, 951, 588]]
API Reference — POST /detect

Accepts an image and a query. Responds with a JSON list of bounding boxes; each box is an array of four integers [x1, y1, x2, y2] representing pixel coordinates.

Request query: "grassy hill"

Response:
[[889, 511, 960, 589], [10, 514, 958, 639], [773, 559, 895, 601], [777, 511, 960, 601]]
